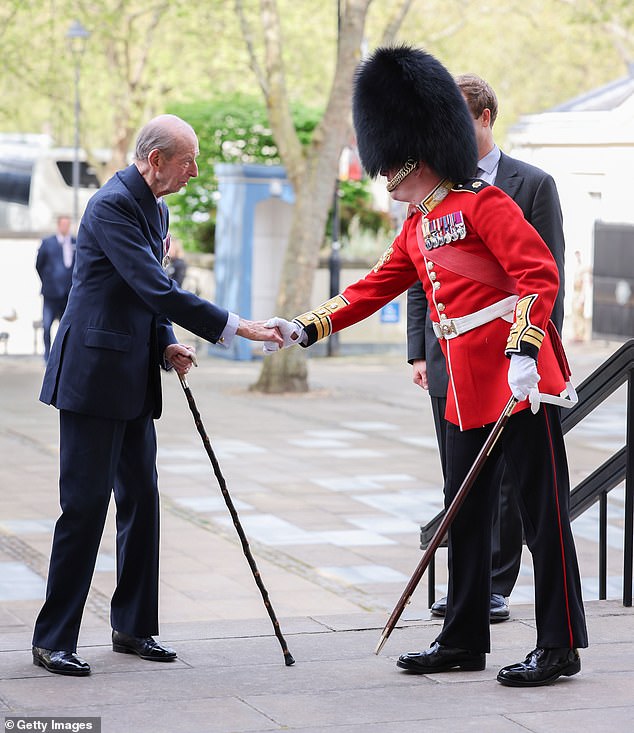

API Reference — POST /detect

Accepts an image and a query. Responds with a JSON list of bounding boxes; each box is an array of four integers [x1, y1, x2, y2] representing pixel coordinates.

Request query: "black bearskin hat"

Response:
[[352, 45, 478, 182]]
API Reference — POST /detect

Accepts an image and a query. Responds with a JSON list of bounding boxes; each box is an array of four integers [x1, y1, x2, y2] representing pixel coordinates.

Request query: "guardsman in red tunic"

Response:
[[267, 45, 587, 687]]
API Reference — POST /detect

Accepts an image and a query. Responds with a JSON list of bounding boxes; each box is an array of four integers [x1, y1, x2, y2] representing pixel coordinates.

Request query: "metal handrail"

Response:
[[420, 338, 634, 607]]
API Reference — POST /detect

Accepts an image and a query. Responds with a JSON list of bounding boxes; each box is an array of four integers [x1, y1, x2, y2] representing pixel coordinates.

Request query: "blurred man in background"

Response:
[[36, 215, 75, 362]]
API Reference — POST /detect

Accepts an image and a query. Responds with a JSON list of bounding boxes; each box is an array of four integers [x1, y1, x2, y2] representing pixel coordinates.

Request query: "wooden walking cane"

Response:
[[176, 357, 295, 666], [375, 395, 518, 655]]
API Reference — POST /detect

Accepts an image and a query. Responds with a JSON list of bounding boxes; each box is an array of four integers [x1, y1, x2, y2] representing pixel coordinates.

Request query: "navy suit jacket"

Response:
[[36, 234, 76, 300], [40, 164, 229, 421], [407, 152, 566, 397]]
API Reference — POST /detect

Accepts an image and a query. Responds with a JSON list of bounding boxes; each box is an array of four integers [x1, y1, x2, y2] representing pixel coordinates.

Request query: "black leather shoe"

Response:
[[112, 630, 176, 661], [32, 646, 90, 676], [497, 647, 580, 687], [397, 641, 485, 673], [429, 596, 448, 617], [489, 593, 510, 622], [430, 593, 510, 623]]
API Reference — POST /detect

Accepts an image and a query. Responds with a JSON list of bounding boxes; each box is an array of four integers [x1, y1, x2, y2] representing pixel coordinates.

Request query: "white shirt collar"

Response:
[[477, 144, 501, 184]]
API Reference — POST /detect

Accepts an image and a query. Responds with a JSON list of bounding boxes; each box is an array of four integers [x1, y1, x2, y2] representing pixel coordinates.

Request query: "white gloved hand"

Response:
[[529, 386, 541, 414], [507, 354, 540, 401], [262, 317, 304, 353]]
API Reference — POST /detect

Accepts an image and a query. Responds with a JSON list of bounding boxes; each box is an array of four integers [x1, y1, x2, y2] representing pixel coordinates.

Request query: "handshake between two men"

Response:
[[261, 315, 542, 412], [263, 317, 305, 352]]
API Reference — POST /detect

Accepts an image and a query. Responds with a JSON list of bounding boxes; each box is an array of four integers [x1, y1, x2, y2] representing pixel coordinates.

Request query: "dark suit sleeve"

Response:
[[157, 314, 178, 369], [406, 281, 428, 363], [522, 175, 565, 334], [89, 194, 229, 344]]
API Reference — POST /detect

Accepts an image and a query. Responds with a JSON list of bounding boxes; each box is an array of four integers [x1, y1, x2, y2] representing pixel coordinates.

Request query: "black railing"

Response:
[[420, 338, 634, 608]]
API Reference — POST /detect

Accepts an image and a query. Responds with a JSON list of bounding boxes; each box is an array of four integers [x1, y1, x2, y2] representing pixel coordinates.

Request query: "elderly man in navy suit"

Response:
[[407, 74, 566, 623], [32, 114, 283, 676], [35, 215, 76, 361]]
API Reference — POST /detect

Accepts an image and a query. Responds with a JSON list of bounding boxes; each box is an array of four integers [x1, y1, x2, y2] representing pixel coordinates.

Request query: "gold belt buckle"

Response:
[[441, 320, 457, 337]]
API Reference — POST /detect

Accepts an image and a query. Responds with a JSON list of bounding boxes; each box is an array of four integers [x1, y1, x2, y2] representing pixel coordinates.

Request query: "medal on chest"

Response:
[[421, 211, 466, 250]]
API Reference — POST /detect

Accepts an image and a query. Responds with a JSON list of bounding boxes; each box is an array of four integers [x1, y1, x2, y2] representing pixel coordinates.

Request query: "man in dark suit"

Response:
[[32, 114, 282, 677], [407, 74, 566, 622], [35, 215, 76, 362]]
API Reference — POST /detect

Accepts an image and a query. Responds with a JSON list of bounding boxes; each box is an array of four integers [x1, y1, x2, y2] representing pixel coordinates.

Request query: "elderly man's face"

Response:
[[156, 133, 199, 197]]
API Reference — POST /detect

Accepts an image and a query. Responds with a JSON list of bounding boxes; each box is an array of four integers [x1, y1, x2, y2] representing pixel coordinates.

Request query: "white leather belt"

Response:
[[432, 295, 518, 340]]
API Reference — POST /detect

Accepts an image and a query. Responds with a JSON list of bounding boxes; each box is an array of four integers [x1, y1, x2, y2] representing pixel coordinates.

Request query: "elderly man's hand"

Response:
[[165, 343, 196, 376], [237, 318, 284, 347]]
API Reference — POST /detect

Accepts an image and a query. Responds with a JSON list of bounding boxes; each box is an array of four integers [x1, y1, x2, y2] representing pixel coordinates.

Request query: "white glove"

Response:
[[262, 317, 304, 353], [528, 386, 541, 414], [507, 354, 540, 401]]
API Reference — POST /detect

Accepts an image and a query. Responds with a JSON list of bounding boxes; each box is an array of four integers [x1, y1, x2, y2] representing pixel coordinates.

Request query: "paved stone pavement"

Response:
[[0, 337, 632, 733]]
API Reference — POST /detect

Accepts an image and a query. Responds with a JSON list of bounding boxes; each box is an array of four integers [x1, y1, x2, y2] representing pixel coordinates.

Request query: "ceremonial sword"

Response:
[[375, 395, 518, 655]]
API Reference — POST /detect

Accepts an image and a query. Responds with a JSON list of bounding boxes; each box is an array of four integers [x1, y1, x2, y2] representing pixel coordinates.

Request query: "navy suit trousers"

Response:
[[33, 408, 160, 652]]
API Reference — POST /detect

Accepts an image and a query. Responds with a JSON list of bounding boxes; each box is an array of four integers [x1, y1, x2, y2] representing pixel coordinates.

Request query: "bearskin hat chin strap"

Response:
[[386, 159, 418, 192]]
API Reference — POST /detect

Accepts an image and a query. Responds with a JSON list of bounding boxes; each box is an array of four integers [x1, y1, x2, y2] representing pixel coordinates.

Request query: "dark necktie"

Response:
[[157, 201, 171, 267]]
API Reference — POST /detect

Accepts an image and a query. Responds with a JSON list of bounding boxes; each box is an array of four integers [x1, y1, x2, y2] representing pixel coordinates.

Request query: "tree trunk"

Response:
[[251, 0, 372, 392], [251, 168, 334, 392]]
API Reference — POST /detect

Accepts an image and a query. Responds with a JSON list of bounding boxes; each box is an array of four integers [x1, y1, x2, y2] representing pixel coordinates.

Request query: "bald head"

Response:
[[134, 114, 197, 162], [134, 114, 199, 197]]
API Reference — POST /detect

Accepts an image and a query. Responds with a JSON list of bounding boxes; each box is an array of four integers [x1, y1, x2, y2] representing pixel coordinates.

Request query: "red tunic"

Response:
[[296, 182, 568, 430]]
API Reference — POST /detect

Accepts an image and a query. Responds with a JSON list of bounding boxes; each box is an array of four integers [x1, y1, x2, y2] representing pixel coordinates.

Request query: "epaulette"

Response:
[[452, 179, 490, 194]]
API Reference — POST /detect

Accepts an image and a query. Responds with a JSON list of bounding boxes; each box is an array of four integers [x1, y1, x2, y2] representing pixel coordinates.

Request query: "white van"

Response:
[[0, 134, 102, 232]]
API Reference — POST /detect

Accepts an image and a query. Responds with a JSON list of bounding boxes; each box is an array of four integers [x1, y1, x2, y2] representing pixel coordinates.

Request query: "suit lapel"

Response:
[[117, 165, 164, 261], [495, 152, 522, 199]]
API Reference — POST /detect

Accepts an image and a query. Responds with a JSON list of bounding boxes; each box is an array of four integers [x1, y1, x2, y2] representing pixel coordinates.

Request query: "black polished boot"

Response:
[[397, 641, 485, 673], [497, 647, 580, 687], [112, 630, 176, 661], [430, 593, 510, 622], [32, 646, 91, 676]]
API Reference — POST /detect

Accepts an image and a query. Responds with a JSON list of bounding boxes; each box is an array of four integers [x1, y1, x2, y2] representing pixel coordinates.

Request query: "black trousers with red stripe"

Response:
[[436, 404, 588, 654]]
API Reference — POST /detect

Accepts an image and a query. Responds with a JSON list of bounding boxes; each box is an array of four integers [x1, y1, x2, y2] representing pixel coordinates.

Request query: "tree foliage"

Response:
[[166, 95, 322, 251], [4, 0, 634, 151], [165, 95, 384, 253]]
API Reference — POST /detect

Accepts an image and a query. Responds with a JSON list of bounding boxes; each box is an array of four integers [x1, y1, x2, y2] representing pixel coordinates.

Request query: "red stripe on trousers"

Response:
[[544, 407, 575, 649]]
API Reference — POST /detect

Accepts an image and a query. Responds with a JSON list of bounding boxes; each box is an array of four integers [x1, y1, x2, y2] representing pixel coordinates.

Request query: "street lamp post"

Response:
[[328, 145, 363, 357], [327, 0, 343, 358], [66, 20, 90, 230], [327, 180, 342, 357]]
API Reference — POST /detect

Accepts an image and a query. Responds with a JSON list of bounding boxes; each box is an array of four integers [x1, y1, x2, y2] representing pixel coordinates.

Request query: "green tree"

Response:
[[4, 1, 634, 156]]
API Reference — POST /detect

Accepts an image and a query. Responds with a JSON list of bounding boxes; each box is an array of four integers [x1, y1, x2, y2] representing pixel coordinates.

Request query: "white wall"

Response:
[[508, 100, 634, 334], [0, 238, 45, 355]]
